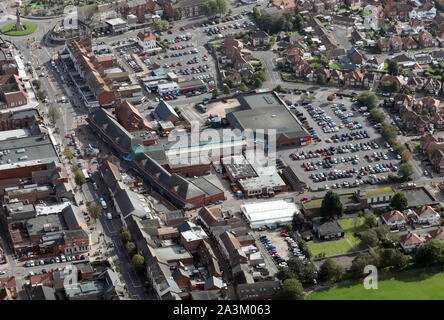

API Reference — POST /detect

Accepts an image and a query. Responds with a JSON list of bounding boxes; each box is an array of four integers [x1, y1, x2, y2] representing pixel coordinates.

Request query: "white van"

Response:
[[107, 212, 112, 220]]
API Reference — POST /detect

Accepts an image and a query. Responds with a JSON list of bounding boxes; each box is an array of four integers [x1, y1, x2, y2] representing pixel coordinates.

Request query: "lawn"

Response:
[[329, 63, 341, 70], [308, 271, 444, 300], [1, 22, 38, 36], [307, 217, 366, 256]]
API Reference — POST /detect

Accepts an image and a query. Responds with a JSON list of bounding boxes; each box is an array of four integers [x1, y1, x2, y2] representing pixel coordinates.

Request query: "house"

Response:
[[431, 50, 444, 62], [363, 73, 377, 89], [0, 74, 28, 109], [418, 30, 434, 48], [377, 38, 391, 52], [315, 220, 344, 240], [409, 0, 437, 20], [402, 36, 418, 50], [0, 277, 17, 300], [380, 210, 407, 229], [272, 0, 297, 13], [116, 100, 153, 132], [345, 0, 362, 10], [411, 206, 440, 224], [137, 30, 157, 50], [400, 231, 424, 252], [330, 69, 343, 84], [390, 36, 403, 53], [348, 47, 365, 65], [293, 61, 312, 78], [345, 70, 364, 87], [387, 24, 402, 36], [428, 227, 444, 242], [423, 78, 442, 95], [158, 0, 207, 18], [363, 5, 384, 30], [365, 56, 384, 71], [406, 72, 424, 92], [218, 231, 248, 266], [313, 67, 330, 81], [251, 31, 270, 46], [392, 93, 414, 111]]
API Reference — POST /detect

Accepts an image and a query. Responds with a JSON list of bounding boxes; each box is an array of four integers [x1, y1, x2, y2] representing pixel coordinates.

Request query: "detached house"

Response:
[[418, 30, 435, 48], [251, 31, 270, 46], [400, 232, 424, 252], [137, 30, 157, 50], [365, 56, 385, 71], [380, 210, 407, 229], [363, 73, 378, 89], [428, 227, 444, 243], [390, 36, 403, 53], [293, 61, 312, 78], [412, 206, 440, 224], [423, 78, 442, 95]]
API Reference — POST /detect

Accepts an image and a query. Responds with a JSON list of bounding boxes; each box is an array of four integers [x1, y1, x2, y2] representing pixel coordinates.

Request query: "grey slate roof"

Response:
[[115, 188, 147, 220], [316, 220, 344, 236], [88, 108, 140, 152], [155, 100, 179, 121], [61, 204, 87, 230]]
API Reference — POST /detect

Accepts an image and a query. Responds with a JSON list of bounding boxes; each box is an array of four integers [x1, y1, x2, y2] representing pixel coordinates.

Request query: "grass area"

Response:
[[307, 271, 444, 300], [1, 22, 38, 36], [307, 217, 366, 257], [365, 186, 393, 196], [412, 141, 421, 152], [329, 63, 341, 70], [304, 194, 355, 209], [338, 217, 365, 247], [309, 62, 324, 69]]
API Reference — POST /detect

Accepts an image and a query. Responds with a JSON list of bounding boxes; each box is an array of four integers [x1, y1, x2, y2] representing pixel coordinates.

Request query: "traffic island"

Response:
[[1, 22, 38, 36]]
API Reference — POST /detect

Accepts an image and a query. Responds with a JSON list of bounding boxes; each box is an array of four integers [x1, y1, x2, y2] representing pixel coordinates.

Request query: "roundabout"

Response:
[[1, 22, 38, 36]]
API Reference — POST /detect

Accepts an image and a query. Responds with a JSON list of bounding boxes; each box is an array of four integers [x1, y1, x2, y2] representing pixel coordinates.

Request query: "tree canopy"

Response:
[[390, 192, 408, 211], [320, 191, 344, 218], [280, 279, 305, 300], [387, 59, 400, 76], [318, 259, 345, 283], [131, 254, 145, 270], [357, 92, 378, 110], [414, 239, 444, 266], [397, 163, 414, 181]]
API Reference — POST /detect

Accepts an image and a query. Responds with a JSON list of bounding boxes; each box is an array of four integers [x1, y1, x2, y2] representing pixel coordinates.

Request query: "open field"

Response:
[[308, 271, 444, 300]]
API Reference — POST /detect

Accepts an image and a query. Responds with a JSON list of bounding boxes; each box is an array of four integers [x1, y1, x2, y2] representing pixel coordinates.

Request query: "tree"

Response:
[[316, 74, 326, 85], [390, 80, 400, 93], [297, 240, 311, 259], [253, 7, 260, 22], [401, 149, 411, 162], [357, 92, 378, 110], [387, 59, 400, 76], [239, 83, 248, 92], [211, 88, 219, 99], [226, 79, 234, 88], [364, 212, 378, 228], [398, 163, 414, 181], [294, 14, 304, 30], [318, 259, 345, 283], [32, 79, 41, 89], [276, 266, 296, 281], [280, 279, 305, 300], [285, 258, 317, 285], [223, 85, 231, 95], [414, 239, 444, 266], [64, 146, 73, 160], [381, 123, 398, 144], [254, 77, 263, 88], [390, 192, 408, 211], [254, 70, 267, 81], [360, 229, 380, 247], [74, 170, 86, 189], [370, 109, 386, 123], [436, 0, 444, 12], [131, 254, 145, 270], [36, 90, 47, 100], [351, 252, 380, 274], [71, 164, 79, 174], [174, 9, 182, 20], [203, 0, 218, 17], [126, 242, 136, 254], [154, 20, 169, 31], [320, 191, 344, 218], [48, 105, 61, 125], [87, 203, 102, 222], [378, 248, 408, 269], [120, 231, 132, 245], [215, 0, 227, 15]]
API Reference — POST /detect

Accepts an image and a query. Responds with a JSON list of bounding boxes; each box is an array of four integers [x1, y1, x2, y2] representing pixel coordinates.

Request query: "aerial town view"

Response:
[[0, 0, 443, 304]]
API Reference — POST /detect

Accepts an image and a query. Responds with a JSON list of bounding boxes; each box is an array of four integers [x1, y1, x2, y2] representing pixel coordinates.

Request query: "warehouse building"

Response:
[[240, 200, 301, 229], [226, 91, 311, 148]]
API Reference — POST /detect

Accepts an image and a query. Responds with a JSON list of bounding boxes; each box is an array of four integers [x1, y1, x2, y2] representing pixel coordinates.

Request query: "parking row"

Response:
[[25, 253, 87, 268], [259, 234, 288, 268]]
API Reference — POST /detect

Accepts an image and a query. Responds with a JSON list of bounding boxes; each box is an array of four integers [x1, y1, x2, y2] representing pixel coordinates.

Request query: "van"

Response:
[[60, 255, 66, 262], [256, 263, 265, 269], [107, 212, 112, 220]]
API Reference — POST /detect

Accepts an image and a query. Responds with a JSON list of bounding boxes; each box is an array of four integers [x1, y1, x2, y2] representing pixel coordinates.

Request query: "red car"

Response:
[[300, 197, 308, 201], [169, 25, 173, 29], [39, 45, 42, 49], [221, 175, 228, 180], [204, 54, 208, 58], [178, 62, 183, 66], [87, 169, 91, 174], [168, 30, 173, 34], [281, 232, 289, 237], [180, 26, 185, 31]]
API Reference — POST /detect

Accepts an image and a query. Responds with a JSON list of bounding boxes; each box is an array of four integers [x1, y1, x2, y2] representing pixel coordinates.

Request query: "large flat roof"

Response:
[[0, 135, 58, 169], [238, 92, 283, 109], [400, 187, 437, 208], [154, 245, 193, 261]]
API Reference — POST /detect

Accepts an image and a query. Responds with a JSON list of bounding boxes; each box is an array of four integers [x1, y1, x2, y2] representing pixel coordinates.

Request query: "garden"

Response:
[[1, 22, 37, 36]]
